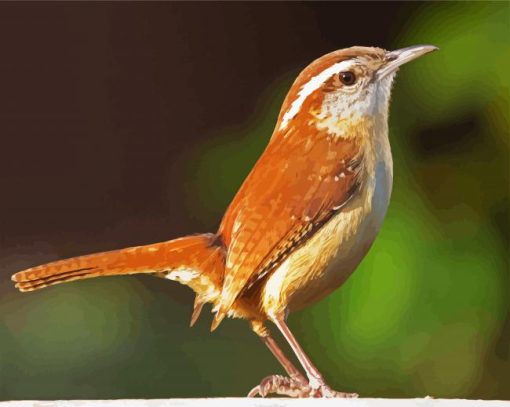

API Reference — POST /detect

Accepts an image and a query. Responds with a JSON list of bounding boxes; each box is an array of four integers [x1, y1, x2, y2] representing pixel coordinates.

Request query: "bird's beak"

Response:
[[377, 44, 438, 80]]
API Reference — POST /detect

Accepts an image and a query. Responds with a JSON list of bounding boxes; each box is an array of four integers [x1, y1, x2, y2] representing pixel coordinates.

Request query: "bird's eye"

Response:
[[338, 71, 356, 86]]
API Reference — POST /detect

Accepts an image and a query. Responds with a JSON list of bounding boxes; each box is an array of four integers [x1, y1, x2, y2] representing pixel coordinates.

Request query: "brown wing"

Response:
[[213, 127, 364, 328]]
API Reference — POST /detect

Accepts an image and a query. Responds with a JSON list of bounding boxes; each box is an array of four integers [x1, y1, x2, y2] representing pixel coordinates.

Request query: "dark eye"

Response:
[[338, 71, 356, 86]]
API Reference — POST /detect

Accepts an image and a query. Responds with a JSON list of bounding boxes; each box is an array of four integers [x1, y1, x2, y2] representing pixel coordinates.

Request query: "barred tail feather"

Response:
[[12, 234, 225, 299]]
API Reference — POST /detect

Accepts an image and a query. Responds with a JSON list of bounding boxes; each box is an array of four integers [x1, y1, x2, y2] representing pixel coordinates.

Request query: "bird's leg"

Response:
[[249, 321, 309, 397], [271, 316, 358, 398], [259, 335, 307, 383]]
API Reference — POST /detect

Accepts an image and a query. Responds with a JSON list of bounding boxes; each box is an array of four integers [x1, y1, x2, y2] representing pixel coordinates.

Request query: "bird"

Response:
[[11, 44, 437, 398]]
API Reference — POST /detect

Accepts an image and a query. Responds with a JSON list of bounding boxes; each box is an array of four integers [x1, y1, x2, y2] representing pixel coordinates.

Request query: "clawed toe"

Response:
[[248, 374, 310, 398], [248, 375, 358, 398]]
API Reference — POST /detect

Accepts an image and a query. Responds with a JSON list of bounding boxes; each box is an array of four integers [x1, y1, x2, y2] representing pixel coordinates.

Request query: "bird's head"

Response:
[[277, 45, 437, 138]]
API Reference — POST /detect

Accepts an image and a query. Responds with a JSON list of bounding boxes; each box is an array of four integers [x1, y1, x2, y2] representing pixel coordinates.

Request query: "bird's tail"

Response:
[[11, 233, 225, 324]]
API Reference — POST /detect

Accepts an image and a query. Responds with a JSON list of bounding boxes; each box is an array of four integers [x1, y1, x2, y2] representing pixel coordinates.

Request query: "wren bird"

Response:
[[12, 45, 437, 398]]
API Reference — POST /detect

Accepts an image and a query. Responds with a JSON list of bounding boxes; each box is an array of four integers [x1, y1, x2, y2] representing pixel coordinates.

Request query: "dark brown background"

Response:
[[0, 3, 403, 252]]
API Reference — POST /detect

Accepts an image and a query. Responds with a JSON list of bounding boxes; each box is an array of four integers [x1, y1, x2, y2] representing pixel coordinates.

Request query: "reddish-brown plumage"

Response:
[[209, 49, 385, 327], [217, 120, 363, 324]]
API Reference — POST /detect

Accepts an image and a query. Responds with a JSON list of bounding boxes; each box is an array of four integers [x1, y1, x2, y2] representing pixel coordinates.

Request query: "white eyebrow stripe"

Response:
[[279, 59, 356, 131]]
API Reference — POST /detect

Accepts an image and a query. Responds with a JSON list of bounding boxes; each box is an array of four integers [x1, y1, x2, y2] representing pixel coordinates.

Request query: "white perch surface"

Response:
[[1, 399, 508, 407]]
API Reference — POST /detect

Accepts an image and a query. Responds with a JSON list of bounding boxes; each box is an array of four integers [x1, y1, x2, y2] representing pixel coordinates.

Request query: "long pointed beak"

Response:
[[377, 44, 438, 80]]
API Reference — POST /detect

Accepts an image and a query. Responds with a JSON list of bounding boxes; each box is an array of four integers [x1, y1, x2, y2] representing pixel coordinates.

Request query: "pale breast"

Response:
[[260, 135, 393, 317]]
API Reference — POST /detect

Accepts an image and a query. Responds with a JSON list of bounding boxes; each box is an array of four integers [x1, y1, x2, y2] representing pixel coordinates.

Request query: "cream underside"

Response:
[[262, 153, 392, 317], [262, 76, 395, 318]]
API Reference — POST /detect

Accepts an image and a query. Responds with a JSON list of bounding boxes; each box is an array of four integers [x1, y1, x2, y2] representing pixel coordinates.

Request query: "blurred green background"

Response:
[[0, 1, 508, 401]]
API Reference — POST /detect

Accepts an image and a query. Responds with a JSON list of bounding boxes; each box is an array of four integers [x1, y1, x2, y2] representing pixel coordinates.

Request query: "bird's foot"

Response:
[[247, 374, 358, 398], [248, 375, 308, 398]]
